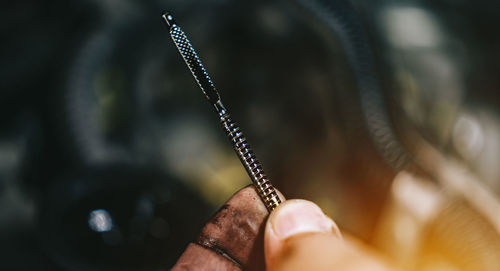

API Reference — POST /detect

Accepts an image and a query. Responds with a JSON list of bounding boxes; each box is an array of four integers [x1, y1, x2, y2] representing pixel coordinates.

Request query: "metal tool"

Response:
[[162, 12, 281, 212]]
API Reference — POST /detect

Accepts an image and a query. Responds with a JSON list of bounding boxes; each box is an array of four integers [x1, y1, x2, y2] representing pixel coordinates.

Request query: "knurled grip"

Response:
[[218, 112, 281, 211], [170, 24, 220, 104], [164, 12, 282, 212]]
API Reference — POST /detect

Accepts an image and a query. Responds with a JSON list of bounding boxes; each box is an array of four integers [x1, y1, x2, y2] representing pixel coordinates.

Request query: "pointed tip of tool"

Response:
[[162, 11, 176, 28]]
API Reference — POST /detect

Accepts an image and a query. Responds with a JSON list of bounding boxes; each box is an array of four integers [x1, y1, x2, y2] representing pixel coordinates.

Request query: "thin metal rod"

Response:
[[162, 12, 281, 212]]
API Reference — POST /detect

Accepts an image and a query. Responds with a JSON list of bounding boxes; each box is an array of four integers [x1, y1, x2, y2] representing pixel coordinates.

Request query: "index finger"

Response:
[[172, 185, 283, 270]]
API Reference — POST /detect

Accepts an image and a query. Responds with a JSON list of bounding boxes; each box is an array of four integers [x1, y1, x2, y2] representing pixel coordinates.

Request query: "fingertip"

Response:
[[264, 200, 340, 269], [269, 200, 339, 240]]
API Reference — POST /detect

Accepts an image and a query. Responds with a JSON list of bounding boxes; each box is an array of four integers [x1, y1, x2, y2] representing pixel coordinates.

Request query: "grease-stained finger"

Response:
[[171, 185, 284, 270]]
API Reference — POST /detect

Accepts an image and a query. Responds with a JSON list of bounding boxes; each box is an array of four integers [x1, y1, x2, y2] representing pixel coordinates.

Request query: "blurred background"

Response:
[[2, 0, 500, 270]]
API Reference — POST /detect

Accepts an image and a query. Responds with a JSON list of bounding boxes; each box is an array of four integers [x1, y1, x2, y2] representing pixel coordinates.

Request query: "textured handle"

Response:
[[170, 24, 220, 104], [163, 12, 282, 212], [218, 111, 281, 211]]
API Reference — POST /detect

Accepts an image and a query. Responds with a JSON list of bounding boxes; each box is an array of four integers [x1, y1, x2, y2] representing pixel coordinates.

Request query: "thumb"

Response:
[[264, 200, 391, 271]]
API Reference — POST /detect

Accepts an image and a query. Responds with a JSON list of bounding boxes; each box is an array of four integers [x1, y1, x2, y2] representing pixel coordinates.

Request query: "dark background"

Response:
[[1, 0, 500, 270]]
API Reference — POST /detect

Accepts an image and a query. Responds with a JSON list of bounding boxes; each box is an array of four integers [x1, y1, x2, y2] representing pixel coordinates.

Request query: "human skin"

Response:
[[171, 185, 272, 270], [171, 185, 393, 271]]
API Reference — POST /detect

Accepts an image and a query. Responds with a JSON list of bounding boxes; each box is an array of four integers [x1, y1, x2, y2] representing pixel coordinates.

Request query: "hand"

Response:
[[171, 186, 393, 270], [265, 199, 392, 271]]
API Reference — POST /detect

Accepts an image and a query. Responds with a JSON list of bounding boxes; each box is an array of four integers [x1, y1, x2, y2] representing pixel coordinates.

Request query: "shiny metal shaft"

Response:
[[162, 12, 281, 212]]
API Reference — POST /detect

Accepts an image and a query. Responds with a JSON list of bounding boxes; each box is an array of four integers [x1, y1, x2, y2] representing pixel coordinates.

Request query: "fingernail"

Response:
[[270, 200, 338, 240]]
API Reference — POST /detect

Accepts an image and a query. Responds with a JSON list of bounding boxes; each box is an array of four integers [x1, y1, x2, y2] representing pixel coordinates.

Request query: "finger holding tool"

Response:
[[162, 12, 285, 270], [171, 185, 285, 270]]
